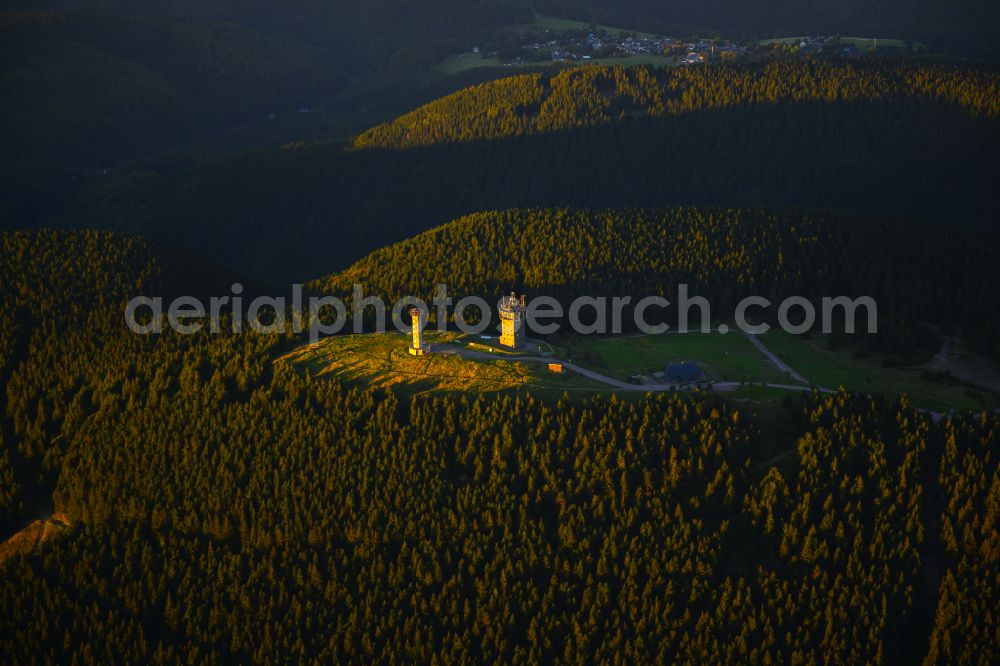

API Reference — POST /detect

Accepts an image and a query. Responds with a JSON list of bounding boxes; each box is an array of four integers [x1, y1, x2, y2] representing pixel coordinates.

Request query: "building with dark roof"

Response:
[[666, 363, 702, 382]]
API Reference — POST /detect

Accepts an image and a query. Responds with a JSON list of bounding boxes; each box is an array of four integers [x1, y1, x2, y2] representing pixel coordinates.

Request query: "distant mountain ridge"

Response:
[[13, 82, 997, 282], [353, 61, 1000, 149]]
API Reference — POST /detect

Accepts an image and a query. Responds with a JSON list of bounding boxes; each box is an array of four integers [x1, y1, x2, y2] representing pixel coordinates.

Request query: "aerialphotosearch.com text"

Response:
[[124, 283, 878, 341]]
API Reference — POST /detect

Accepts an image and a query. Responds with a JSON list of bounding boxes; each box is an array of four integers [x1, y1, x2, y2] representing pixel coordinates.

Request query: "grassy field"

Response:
[[760, 330, 998, 412], [278, 331, 608, 398], [524, 14, 660, 40], [555, 331, 789, 384], [596, 54, 675, 67], [437, 13, 674, 75], [275, 329, 994, 413], [758, 36, 917, 50], [840, 36, 909, 49], [436, 52, 673, 75], [437, 54, 507, 75]]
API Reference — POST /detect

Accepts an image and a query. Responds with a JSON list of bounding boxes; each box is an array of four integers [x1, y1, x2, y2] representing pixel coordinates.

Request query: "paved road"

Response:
[[920, 334, 1000, 394], [441, 338, 974, 423], [745, 333, 811, 385], [743, 335, 959, 422], [440, 346, 832, 395], [741, 334, 957, 421]]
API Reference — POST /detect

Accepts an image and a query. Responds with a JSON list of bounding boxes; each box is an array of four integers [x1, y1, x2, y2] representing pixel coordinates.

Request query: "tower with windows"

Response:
[[499, 292, 526, 349], [408, 308, 430, 355]]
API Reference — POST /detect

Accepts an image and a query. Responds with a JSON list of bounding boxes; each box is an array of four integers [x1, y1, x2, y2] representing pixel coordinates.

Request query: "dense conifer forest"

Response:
[[353, 61, 1000, 149], [0, 230, 997, 662], [2, 3, 1000, 661], [313, 207, 1000, 363], [6, 60, 995, 282]]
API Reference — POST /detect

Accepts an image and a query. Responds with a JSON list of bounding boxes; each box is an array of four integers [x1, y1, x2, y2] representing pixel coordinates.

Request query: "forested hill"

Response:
[[353, 60, 1000, 149], [32, 69, 1000, 282], [313, 208, 1000, 362], [2, 232, 999, 663], [0, 229, 241, 535]]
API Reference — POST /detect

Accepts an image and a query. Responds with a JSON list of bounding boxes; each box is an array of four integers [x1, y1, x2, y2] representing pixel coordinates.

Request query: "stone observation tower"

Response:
[[408, 308, 430, 356], [499, 292, 526, 350]]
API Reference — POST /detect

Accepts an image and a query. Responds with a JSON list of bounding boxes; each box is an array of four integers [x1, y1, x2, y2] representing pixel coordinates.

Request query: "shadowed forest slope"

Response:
[[312, 207, 1000, 362], [16, 88, 1000, 282]]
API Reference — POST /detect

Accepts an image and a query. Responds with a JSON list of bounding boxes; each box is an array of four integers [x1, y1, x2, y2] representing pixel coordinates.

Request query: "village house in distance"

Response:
[[499, 292, 526, 350]]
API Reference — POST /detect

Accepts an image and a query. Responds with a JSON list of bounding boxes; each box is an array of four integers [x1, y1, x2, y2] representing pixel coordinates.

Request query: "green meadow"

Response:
[[279, 331, 607, 398], [436, 14, 674, 75], [524, 14, 661, 40], [760, 330, 997, 412], [555, 331, 789, 384]]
